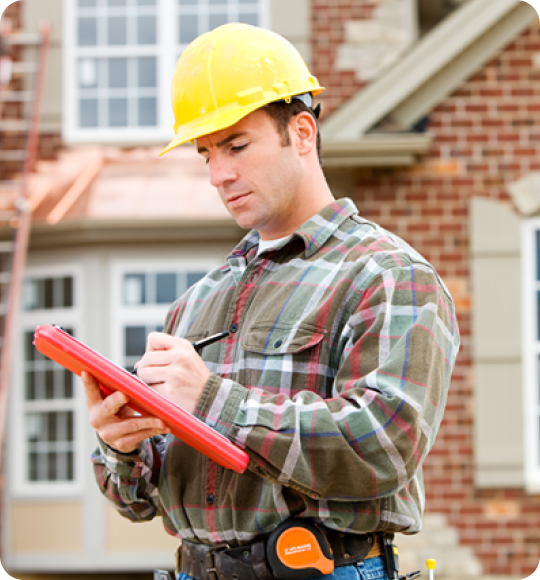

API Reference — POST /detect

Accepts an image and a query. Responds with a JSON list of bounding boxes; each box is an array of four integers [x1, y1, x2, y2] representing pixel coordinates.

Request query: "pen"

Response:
[[130, 331, 230, 374], [192, 331, 230, 353]]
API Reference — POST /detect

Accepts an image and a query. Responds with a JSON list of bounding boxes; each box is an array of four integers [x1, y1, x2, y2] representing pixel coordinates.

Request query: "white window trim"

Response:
[[63, 0, 270, 145], [522, 217, 540, 493], [10, 265, 86, 498], [110, 256, 223, 365]]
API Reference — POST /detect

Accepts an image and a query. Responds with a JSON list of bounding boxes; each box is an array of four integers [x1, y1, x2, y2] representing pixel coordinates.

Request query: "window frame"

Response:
[[110, 257, 222, 368], [523, 217, 540, 492], [63, 0, 270, 145], [11, 265, 86, 498]]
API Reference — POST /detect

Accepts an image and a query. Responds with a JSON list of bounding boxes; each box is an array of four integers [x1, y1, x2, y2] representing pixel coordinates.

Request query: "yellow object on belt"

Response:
[[366, 534, 383, 559]]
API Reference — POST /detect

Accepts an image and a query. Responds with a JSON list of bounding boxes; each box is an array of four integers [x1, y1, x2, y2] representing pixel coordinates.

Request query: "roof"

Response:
[[1, 145, 234, 225]]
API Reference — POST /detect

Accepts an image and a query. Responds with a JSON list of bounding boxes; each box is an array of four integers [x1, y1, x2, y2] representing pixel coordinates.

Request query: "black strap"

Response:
[[181, 528, 377, 580]]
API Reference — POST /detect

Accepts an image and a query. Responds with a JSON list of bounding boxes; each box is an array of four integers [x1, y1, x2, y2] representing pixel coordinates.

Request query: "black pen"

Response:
[[192, 331, 230, 353], [130, 331, 230, 374]]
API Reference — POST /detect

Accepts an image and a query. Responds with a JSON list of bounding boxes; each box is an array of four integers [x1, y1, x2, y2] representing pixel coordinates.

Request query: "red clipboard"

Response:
[[33, 324, 250, 473]]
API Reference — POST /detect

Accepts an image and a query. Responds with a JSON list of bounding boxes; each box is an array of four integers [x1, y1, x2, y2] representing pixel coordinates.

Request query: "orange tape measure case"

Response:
[[266, 518, 334, 580]]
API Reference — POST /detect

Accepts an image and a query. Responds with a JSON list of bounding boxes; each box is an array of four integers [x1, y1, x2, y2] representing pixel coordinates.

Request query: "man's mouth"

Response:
[[226, 192, 251, 207]]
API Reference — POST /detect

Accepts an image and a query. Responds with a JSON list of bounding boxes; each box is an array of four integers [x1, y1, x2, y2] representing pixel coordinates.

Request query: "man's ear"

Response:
[[290, 111, 317, 156]]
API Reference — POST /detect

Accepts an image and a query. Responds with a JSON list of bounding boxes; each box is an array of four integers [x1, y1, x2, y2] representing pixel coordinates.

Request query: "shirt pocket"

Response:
[[241, 322, 327, 393]]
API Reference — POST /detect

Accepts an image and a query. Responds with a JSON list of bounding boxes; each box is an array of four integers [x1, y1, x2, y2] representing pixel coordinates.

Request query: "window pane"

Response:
[[67, 451, 74, 480], [536, 230, 540, 281], [137, 15, 157, 45], [209, 13, 228, 30], [63, 277, 74, 308], [179, 0, 197, 5], [138, 57, 157, 87], [109, 98, 128, 126], [139, 97, 157, 126], [156, 273, 177, 304], [108, 0, 126, 5], [109, 58, 128, 88], [78, 59, 98, 87], [209, 0, 227, 4], [80, 99, 99, 127], [79, 0, 97, 6], [78, 17, 97, 46], [537, 291, 540, 341], [179, 14, 198, 43], [238, 12, 258, 26], [48, 452, 57, 481], [44, 278, 54, 309], [108, 16, 127, 45], [28, 452, 38, 481], [124, 273, 146, 304], [138, 0, 156, 5], [25, 371, 36, 400], [63, 369, 73, 399], [125, 326, 147, 357], [45, 370, 55, 399]]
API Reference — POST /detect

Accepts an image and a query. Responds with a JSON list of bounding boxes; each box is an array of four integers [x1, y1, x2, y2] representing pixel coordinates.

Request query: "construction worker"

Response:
[[82, 23, 460, 580]]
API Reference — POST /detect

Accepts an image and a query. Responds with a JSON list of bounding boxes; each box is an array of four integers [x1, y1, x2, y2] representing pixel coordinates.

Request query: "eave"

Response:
[[322, 133, 433, 168]]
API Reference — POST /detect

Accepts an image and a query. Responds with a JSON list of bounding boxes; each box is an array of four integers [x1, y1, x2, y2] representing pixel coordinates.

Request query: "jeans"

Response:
[[176, 555, 389, 580]]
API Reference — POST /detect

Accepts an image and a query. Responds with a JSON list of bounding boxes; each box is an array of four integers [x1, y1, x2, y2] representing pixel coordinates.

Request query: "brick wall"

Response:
[[0, 0, 62, 182], [314, 6, 540, 577]]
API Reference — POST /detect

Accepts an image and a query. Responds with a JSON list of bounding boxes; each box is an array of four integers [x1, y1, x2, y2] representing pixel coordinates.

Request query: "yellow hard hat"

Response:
[[160, 23, 325, 156]]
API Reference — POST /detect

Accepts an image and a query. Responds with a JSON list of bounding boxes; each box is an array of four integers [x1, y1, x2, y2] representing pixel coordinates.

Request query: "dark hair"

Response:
[[263, 99, 322, 167]]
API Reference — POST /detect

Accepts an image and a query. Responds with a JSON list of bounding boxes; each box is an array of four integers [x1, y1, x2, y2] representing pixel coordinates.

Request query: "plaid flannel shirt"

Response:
[[92, 198, 460, 546]]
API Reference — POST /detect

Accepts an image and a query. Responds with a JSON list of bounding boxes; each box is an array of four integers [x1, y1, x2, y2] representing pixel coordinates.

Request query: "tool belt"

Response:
[[179, 527, 381, 580]]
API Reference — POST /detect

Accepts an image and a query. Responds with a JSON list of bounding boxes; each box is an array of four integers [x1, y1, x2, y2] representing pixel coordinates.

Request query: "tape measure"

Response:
[[266, 518, 334, 579]]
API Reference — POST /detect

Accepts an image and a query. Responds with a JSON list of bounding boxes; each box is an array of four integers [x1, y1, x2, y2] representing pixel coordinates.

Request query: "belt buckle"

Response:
[[205, 542, 230, 580]]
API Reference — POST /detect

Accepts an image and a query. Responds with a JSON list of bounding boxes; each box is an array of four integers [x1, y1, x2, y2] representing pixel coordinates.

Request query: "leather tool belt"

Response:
[[179, 528, 379, 580]]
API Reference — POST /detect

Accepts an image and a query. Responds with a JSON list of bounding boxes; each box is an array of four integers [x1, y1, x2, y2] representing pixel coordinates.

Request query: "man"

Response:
[[82, 23, 460, 580]]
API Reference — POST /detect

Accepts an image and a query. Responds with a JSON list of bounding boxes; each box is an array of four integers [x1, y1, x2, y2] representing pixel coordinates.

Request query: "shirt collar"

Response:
[[228, 198, 359, 260]]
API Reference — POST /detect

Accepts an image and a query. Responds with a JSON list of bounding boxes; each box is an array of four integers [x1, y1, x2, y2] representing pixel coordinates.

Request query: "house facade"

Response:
[[0, 0, 539, 578]]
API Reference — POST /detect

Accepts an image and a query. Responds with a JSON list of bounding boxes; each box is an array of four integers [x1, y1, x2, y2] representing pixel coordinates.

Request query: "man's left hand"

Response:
[[135, 332, 211, 415]]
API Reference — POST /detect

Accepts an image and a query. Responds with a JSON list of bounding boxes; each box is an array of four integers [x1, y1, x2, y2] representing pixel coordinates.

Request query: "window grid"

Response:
[[177, 0, 260, 45], [116, 267, 207, 369], [66, 0, 267, 141], [20, 273, 79, 488]]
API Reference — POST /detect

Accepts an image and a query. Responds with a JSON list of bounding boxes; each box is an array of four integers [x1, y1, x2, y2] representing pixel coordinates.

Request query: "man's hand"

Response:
[[82, 371, 170, 454], [135, 332, 211, 415]]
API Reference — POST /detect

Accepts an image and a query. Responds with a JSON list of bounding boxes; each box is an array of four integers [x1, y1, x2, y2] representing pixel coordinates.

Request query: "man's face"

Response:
[[196, 109, 304, 240]]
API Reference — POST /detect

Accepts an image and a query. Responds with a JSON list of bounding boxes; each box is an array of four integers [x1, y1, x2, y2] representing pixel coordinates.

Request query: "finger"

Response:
[[101, 416, 169, 444], [81, 372, 104, 407], [138, 348, 176, 369], [107, 428, 169, 454], [100, 390, 131, 419], [146, 331, 182, 352]]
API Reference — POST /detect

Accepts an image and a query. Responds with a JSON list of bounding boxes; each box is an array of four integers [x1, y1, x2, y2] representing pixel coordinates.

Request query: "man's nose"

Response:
[[208, 155, 236, 188]]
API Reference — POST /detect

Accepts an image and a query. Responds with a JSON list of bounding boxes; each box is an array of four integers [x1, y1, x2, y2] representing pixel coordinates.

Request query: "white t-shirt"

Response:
[[257, 236, 290, 256]]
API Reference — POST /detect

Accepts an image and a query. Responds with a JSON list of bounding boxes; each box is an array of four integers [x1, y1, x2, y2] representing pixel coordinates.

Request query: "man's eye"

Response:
[[231, 144, 247, 153]]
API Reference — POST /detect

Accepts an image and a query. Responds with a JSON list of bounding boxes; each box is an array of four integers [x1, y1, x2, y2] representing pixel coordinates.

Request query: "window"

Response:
[[112, 264, 207, 368], [64, 0, 268, 143], [523, 220, 540, 491], [14, 271, 83, 495]]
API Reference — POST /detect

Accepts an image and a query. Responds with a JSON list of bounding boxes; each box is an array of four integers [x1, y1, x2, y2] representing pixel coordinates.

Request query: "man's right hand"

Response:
[[81, 371, 170, 454]]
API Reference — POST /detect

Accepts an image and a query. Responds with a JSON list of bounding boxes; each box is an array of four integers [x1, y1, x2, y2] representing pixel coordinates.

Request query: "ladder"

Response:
[[0, 23, 51, 459]]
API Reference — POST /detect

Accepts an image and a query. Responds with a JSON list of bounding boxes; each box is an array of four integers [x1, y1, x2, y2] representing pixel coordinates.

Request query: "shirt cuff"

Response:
[[194, 372, 247, 437], [95, 435, 149, 479]]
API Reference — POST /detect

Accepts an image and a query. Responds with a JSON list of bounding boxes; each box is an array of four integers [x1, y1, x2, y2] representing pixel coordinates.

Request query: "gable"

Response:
[[321, 0, 536, 141]]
